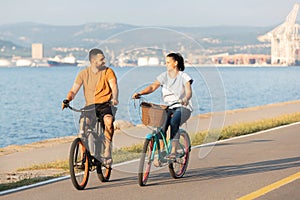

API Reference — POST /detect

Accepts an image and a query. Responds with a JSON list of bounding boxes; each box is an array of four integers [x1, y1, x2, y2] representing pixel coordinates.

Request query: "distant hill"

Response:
[[0, 22, 273, 58], [0, 22, 272, 46], [0, 22, 137, 47], [0, 39, 30, 58]]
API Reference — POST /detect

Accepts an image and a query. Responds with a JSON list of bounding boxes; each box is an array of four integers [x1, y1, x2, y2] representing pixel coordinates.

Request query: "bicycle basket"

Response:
[[140, 102, 167, 127]]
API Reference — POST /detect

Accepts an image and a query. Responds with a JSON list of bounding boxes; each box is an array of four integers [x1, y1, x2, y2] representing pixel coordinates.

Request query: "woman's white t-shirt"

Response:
[[156, 71, 193, 111]]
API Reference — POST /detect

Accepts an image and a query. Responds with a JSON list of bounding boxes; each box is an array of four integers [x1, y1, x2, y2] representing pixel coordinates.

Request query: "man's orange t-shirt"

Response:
[[75, 67, 116, 106]]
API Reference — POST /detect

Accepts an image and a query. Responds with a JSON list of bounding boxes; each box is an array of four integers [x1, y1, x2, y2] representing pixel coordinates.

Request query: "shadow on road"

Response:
[[201, 139, 274, 147], [84, 176, 138, 190], [79, 156, 300, 189], [145, 156, 300, 186]]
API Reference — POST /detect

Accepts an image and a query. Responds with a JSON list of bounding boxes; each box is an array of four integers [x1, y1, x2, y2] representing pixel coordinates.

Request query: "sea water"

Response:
[[0, 66, 299, 148]]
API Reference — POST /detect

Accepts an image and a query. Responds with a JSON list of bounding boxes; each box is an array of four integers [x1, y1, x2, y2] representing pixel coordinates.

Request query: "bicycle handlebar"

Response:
[[135, 98, 182, 110], [63, 100, 115, 113], [65, 104, 95, 113]]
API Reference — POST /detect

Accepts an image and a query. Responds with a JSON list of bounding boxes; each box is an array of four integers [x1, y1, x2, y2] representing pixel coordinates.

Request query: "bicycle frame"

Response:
[[143, 101, 186, 162], [146, 128, 171, 162], [66, 103, 113, 189], [137, 100, 191, 186], [67, 105, 105, 161], [146, 128, 187, 163]]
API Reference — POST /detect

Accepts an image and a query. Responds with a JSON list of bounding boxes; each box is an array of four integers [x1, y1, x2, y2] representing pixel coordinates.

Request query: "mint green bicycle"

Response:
[[137, 101, 191, 186]]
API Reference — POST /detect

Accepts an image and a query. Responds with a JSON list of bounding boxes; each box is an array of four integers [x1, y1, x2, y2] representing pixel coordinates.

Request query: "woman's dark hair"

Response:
[[89, 48, 104, 61], [167, 53, 185, 71]]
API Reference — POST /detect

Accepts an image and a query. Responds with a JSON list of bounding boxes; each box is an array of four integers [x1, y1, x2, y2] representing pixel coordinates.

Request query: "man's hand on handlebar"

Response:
[[62, 99, 70, 110], [111, 99, 119, 106]]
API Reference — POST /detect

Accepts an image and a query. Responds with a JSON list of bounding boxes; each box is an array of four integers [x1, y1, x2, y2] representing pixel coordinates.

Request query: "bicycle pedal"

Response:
[[75, 164, 85, 170], [90, 166, 97, 172], [166, 153, 176, 160]]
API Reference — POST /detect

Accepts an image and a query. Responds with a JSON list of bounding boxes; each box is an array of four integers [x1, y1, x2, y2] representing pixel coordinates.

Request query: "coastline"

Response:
[[1, 99, 299, 156]]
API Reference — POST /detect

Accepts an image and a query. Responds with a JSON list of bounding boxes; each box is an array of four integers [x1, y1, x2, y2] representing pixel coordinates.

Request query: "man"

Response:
[[62, 48, 118, 165]]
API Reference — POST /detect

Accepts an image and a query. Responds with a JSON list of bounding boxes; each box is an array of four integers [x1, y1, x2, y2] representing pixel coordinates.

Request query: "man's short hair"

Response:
[[89, 48, 104, 61]]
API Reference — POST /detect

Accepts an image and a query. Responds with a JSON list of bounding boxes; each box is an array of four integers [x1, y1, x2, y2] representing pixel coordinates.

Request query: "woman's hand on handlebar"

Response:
[[132, 93, 142, 99], [179, 97, 189, 106]]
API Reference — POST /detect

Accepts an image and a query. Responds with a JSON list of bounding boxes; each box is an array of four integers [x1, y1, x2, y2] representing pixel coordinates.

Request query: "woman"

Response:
[[132, 52, 193, 160]]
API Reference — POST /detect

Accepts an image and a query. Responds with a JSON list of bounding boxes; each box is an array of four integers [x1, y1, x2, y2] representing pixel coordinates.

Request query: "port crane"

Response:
[[258, 3, 300, 65]]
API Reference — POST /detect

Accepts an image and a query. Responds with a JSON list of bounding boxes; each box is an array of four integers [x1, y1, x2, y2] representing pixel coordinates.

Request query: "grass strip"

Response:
[[191, 112, 300, 145], [0, 177, 56, 192], [16, 160, 69, 172], [16, 143, 144, 173]]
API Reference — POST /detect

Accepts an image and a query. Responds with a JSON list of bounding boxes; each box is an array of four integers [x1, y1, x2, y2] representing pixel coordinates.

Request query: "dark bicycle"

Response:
[[137, 101, 191, 186], [64, 102, 112, 190]]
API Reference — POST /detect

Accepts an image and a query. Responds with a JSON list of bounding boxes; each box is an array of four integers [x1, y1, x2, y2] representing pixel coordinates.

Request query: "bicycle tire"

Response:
[[69, 138, 89, 190], [97, 165, 112, 182], [95, 134, 112, 182], [138, 138, 154, 186], [169, 130, 191, 179]]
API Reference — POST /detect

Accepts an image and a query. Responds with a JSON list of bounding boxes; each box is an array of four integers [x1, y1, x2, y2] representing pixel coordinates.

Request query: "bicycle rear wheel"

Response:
[[69, 138, 89, 190], [169, 130, 191, 178], [97, 165, 112, 182], [138, 138, 154, 186]]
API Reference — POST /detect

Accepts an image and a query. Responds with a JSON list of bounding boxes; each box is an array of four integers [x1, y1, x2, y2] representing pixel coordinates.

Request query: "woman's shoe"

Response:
[[166, 153, 176, 161], [153, 159, 162, 167]]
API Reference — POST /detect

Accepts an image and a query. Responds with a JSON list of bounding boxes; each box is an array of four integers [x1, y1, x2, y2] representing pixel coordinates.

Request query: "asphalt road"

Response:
[[2, 123, 300, 200]]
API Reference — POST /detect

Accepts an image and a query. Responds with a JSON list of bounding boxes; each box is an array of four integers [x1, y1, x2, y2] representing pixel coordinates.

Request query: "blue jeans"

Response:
[[160, 107, 191, 140]]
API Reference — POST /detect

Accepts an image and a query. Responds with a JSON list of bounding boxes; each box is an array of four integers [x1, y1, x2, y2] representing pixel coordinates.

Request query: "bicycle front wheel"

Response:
[[138, 138, 154, 186], [169, 130, 191, 178], [69, 138, 89, 190]]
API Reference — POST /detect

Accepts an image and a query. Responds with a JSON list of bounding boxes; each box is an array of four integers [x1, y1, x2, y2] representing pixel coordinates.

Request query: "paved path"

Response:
[[2, 122, 300, 199]]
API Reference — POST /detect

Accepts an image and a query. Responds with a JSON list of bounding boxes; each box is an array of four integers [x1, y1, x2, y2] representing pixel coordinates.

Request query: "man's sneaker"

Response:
[[102, 157, 113, 166]]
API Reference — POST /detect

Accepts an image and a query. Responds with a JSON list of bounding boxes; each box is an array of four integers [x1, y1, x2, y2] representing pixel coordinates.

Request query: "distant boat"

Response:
[[0, 59, 12, 67], [47, 54, 78, 66], [137, 56, 159, 66], [16, 59, 33, 67]]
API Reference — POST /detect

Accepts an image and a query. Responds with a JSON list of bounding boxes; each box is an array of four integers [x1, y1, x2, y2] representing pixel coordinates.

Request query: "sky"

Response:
[[0, 0, 299, 27]]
